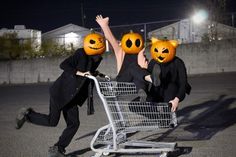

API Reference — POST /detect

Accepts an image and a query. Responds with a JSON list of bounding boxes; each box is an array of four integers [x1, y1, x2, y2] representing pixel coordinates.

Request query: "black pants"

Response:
[[27, 93, 87, 153], [128, 83, 177, 122], [116, 63, 149, 92], [147, 82, 178, 103]]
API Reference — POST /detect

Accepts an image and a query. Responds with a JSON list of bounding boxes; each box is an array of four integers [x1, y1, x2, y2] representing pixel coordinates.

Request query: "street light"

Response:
[[192, 10, 208, 24], [188, 10, 208, 43]]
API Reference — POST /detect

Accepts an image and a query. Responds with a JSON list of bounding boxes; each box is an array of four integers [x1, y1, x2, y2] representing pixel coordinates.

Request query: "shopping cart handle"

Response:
[[104, 75, 111, 81], [94, 71, 110, 81], [84, 72, 110, 81], [84, 73, 90, 77]]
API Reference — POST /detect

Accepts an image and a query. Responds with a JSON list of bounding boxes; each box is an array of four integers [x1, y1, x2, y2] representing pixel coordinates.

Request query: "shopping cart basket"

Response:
[[86, 75, 177, 157]]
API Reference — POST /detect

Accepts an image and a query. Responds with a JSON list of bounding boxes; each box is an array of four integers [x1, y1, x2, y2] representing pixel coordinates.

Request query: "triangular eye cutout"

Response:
[[154, 48, 158, 52], [162, 48, 169, 53]]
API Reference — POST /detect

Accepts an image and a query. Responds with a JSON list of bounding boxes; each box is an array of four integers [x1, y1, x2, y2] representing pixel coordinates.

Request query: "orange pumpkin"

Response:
[[83, 32, 106, 55], [150, 37, 178, 63], [121, 30, 144, 54]]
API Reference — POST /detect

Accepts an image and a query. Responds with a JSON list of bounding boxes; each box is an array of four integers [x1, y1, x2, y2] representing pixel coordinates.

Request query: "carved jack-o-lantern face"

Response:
[[121, 31, 144, 54], [150, 38, 178, 63], [83, 33, 106, 55]]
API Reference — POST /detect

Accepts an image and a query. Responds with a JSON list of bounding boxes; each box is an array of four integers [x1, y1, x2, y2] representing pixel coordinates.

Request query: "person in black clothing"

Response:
[[96, 15, 149, 100], [116, 54, 150, 95], [146, 57, 191, 110], [15, 33, 106, 156], [138, 38, 191, 112]]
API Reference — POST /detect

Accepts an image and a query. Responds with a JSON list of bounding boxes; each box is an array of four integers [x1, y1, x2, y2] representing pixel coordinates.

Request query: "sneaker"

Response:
[[151, 64, 161, 87], [48, 146, 66, 157], [15, 107, 31, 129], [138, 89, 147, 103]]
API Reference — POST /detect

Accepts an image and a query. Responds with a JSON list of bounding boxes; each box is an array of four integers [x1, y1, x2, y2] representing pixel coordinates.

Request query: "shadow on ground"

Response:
[[68, 94, 236, 156], [153, 95, 236, 142]]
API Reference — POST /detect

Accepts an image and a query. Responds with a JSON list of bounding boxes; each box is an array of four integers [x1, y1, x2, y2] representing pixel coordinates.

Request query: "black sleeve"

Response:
[[88, 56, 103, 73], [59, 49, 85, 75], [176, 59, 188, 102], [147, 59, 157, 73]]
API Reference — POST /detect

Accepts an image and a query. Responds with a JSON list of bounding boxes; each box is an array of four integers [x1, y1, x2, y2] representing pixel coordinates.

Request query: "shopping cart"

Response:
[[86, 75, 177, 157]]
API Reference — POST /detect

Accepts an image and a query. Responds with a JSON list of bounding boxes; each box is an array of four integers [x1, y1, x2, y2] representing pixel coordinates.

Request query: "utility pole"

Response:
[[144, 23, 147, 42], [81, 0, 85, 27], [232, 13, 235, 27]]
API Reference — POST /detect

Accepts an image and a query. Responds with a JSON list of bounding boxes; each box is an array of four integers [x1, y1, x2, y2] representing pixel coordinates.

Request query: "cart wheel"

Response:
[[160, 152, 169, 157], [103, 152, 110, 156]]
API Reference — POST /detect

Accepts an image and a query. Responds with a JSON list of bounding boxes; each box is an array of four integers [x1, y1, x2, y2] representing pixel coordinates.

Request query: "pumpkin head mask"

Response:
[[150, 37, 178, 63], [83, 32, 106, 56], [121, 30, 144, 54]]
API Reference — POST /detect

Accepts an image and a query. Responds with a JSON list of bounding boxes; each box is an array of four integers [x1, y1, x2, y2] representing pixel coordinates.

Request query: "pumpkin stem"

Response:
[[129, 30, 134, 33], [90, 28, 95, 34], [162, 36, 168, 41]]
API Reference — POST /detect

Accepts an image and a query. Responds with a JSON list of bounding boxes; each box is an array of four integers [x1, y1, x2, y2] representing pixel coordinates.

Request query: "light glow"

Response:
[[192, 10, 208, 24], [65, 32, 79, 49]]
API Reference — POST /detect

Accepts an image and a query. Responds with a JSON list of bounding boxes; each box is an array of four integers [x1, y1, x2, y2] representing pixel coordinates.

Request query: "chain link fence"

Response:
[[93, 14, 236, 45], [0, 13, 235, 60]]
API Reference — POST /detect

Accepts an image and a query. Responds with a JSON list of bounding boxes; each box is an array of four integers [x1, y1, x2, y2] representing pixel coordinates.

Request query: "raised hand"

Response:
[[137, 48, 148, 69], [96, 15, 109, 27]]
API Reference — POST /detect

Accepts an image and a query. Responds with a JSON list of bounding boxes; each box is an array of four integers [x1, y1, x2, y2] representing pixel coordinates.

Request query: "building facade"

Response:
[[42, 24, 91, 50], [0, 25, 41, 50], [148, 19, 236, 44]]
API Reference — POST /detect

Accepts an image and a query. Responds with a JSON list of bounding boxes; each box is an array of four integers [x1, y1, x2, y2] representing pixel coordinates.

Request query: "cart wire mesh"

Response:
[[98, 81, 176, 132], [98, 81, 137, 97], [108, 101, 174, 131], [88, 76, 178, 156]]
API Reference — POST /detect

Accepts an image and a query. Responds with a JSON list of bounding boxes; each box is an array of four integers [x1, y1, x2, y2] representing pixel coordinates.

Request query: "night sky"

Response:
[[0, 0, 235, 33]]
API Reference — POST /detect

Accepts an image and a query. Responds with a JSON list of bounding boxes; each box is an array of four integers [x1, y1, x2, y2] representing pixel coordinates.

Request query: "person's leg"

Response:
[[146, 85, 163, 103], [163, 83, 178, 102], [124, 63, 149, 102], [150, 63, 161, 87], [16, 97, 61, 129], [49, 90, 87, 156], [27, 98, 61, 126], [15, 107, 33, 129], [54, 104, 80, 153], [129, 63, 149, 91], [116, 66, 133, 82]]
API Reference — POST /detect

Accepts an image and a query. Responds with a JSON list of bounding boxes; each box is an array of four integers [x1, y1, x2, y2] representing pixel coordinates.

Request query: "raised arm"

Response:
[[96, 15, 124, 73], [137, 48, 153, 82]]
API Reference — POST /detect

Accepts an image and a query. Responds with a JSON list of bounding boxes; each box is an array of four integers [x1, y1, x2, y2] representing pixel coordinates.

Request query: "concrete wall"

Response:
[[0, 39, 236, 84], [0, 57, 63, 84], [177, 39, 236, 74], [0, 54, 117, 84]]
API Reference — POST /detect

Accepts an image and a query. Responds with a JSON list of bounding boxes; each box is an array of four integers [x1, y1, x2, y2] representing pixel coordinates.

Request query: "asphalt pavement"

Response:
[[0, 72, 236, 157]]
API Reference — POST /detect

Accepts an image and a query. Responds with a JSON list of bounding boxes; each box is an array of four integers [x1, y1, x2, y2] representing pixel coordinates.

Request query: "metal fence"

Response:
[[94, 19, 181, 42], [93, 13, 236, 44], [1, 13, 236, 60]]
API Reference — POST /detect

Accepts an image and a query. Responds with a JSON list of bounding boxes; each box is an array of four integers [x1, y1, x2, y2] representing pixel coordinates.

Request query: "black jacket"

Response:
[[116, 54, 149, 91], [148, 57, 191, 102], [49, 48, 102, 109]]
